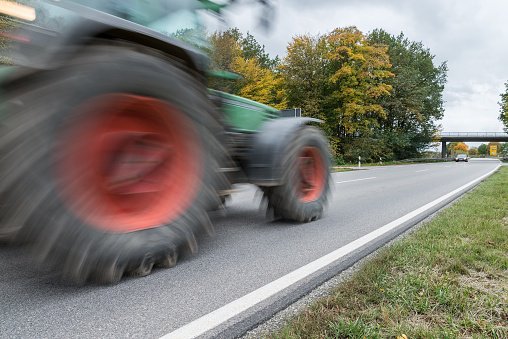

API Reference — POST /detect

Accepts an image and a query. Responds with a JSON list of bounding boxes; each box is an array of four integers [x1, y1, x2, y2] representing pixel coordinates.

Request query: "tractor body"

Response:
[[0, 0, 331, 283]]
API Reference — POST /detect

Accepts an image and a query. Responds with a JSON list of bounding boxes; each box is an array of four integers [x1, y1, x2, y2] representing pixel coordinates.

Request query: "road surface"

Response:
[[0, 159, 500, 339]]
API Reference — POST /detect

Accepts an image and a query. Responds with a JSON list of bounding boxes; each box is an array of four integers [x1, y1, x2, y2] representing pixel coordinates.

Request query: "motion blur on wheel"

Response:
[[0, 0, 331, 283]]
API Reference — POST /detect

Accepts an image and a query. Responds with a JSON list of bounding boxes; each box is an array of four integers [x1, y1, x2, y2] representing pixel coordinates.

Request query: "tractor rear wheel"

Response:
[[0, 47, 226, 283], [263, 126, 331, 222]]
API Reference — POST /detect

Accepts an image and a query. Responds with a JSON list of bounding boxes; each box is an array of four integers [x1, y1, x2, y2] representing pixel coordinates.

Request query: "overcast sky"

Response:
[[223, 0, 508, 134]]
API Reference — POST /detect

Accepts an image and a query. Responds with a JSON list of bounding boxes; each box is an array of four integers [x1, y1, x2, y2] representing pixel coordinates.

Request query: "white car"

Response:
[[455, 154, 468, 162]]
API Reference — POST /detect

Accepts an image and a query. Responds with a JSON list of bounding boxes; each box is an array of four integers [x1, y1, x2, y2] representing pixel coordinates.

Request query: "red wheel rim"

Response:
[[57, 94, 202, 233], [298, 147, 326, 203]]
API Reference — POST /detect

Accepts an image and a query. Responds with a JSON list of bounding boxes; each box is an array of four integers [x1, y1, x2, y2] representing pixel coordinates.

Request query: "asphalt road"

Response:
[[0, 159, 501, 339]]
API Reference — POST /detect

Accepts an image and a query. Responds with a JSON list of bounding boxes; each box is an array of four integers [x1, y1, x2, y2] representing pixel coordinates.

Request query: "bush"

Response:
[[334, 156, 346, 166]]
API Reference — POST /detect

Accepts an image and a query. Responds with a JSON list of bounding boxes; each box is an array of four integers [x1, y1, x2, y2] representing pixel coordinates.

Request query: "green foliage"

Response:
[[468, 147, 478, 156], [240, 32, 277, 70], [281, 34, 329, 122], [279, 27, 446, 162], [282, 27, 394, 161], [368, 30, 448, 160], [208, 29, 243, 93], [478, 143, 488, 155], [500, 142, 508, 156], [276, 168, 508, 338], [207, 27, 446, 162], [499, 82, 508, 133]]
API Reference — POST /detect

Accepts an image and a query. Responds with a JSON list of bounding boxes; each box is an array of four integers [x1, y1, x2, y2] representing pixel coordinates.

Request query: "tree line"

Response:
[[500, 82, 508, 133], [207, 27, 448, 164], [1, 14, 449, 163], [448, 142, 508, 157]]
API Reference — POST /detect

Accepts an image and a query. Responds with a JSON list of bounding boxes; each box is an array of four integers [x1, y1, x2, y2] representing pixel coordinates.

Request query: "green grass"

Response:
[[273, 167, 508, 338], [332, 167, 355, 172]]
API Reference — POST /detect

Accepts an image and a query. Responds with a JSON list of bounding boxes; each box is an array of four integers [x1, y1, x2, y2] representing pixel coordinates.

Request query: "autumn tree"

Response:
[[453, 142, 468, 154], [446, 142, 456, 157], [207, 28, 284, 106], [499, 82, 508, 133], [326, 27, 393, 140], [231, 56, 287, 109], [368, 30, 448, 160], [282, 27, 393, 161]]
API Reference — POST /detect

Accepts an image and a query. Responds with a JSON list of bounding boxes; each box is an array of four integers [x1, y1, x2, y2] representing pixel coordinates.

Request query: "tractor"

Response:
[[0, 0, 331, 283]]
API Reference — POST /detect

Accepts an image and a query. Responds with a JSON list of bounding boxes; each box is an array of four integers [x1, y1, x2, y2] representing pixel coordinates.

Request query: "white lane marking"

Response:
[[335, 177, 377, 184], [161, 165, 501, 339], [415, 169, 429, 173], [444, 166, 451, 168]]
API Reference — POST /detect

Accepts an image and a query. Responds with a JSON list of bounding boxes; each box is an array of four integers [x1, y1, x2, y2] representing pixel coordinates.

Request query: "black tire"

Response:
[[263, 126, 331, 222], [0, 46, 227, 283]]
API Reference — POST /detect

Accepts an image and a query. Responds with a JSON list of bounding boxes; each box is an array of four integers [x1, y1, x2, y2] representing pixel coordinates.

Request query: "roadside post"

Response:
[[358, 156, 361, 168]]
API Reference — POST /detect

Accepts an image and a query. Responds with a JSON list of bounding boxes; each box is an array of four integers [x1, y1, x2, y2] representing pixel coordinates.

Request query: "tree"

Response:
[[325, 27, 393, 140], [478, 143, 488, 155], [208, 28, 281, 97], [231, 56, 287, 109], [208, 29, 243, 93], [446, 142, 458, 157], [453, 142, 468, 154], [281, 34, 329, 122], [240, 32, 277, 70], [281, 28, 393, 161], [367, 30, 448, 160], [499, 142, 508, 156], [499, 82, 508, 133], [468, 147, 478, 156]]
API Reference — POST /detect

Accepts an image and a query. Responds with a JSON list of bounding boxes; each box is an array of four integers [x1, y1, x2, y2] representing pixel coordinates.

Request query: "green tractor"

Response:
[[0, 0, 331, 283]]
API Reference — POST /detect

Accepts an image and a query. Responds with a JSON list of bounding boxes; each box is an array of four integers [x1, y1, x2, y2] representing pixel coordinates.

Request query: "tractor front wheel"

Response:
[[0, 47, 226, 283], [263, 126, 331, 222]]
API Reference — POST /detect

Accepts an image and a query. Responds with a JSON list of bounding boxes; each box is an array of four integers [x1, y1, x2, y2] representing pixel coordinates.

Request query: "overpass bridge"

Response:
[[434, 132, 508, 158]]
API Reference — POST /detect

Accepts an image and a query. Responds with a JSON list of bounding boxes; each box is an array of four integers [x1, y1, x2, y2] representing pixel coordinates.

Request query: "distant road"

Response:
[[0, 159, 500, 339]]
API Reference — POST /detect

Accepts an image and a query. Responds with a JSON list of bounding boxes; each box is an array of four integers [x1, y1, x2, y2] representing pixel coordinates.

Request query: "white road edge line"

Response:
[[415, 169, 429, 173], [336, 177, 377, 184], [161, 164, 501, 339]]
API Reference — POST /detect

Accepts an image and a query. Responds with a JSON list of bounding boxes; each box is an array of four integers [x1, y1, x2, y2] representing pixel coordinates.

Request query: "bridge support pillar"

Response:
[[441, 141, 447, 158]]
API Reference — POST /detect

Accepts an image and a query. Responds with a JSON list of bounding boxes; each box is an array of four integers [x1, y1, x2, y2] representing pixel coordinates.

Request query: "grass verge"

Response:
[[274, 167, 508, 338], [332, 167, 355, 173]]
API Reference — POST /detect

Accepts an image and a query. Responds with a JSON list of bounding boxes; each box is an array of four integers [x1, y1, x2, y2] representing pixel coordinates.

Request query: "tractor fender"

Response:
[[247, 117, 322, 186]]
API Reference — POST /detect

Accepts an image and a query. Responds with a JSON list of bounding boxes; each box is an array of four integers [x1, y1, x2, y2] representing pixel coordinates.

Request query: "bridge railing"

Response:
[[436, 132, 508, 138]]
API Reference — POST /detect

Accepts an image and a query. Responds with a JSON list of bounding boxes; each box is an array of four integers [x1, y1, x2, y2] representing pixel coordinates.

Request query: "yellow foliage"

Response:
[[454, 142, 469, 152], [232, 56, 287, 110], [326, 27, 393, 135]]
